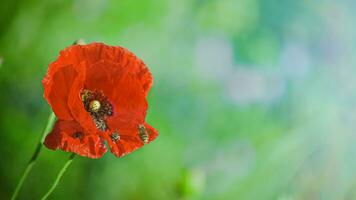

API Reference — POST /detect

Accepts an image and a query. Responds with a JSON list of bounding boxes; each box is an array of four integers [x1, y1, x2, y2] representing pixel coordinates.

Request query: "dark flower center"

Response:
[[81, 89, 113, 131]]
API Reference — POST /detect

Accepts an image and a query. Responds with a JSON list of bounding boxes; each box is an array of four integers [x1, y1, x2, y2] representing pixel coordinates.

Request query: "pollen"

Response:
[[89, 100, 101, 113]]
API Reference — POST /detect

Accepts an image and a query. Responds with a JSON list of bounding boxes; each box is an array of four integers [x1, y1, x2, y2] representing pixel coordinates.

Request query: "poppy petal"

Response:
[[129, 59, 153, 96], [107, 72, 148, 127], [53, 43, 116, 69], [53, 44, 99, 67], [54, 43, 153, 95], [115, 48, 152, 95], [43, 64, 77, 120], [104, 122, 144, 158], [104, 120, 158, 158], [67, 62, 98, 132], [44, 120, 107, 158], [84, 60, 116, 97]]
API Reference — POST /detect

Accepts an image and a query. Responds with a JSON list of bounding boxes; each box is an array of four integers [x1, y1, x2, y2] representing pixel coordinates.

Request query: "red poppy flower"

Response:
[[42, 43, 158, 158]]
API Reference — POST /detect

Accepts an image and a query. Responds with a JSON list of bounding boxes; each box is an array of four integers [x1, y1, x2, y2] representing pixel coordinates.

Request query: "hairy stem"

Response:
[[11, 112, 56, 200], [41, 153, 76, 200]]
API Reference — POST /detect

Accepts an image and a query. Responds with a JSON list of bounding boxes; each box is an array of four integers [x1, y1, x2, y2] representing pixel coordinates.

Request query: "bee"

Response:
[[93, 118, 107, 131], [110, 131, 120, 142], [138, 124, 149, 144]]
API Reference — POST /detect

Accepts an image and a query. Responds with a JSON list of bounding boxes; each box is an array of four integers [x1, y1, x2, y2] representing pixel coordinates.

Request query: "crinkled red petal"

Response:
[[51, 43, 153, 94], [106, 70, 148, 127], [103, 119, 158, 158], [104, 121, 143, 158], [67, 62, 98, 132], [43, 65, 77, 120], [84, 60, 116, 97], [44, 120, 107, 158]]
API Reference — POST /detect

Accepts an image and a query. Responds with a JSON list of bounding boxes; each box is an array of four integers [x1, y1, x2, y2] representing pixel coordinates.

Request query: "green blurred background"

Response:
[[1, 0, 356, 199]]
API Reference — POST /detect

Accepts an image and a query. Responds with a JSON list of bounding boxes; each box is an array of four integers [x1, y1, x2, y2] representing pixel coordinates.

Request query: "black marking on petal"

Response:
[[138, 124, 148, 144], [72, 132, 83, 139]]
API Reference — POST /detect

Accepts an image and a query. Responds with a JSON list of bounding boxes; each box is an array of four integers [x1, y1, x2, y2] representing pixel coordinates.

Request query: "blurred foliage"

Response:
[[1, 0, 356, 199]]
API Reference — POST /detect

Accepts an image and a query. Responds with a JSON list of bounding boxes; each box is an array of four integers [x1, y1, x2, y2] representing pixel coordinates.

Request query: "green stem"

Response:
[[41, 153, 76, 200], [11, 112, 56, 200]]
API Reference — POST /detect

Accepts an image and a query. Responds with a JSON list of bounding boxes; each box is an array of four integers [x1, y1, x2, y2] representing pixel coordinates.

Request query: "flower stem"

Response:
[[41, 153, 76, 200], [11, 112, 56, 200]]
